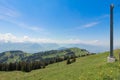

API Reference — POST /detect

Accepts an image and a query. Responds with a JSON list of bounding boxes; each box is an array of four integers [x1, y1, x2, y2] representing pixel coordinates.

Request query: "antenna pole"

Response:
[[107, 4, 116, 63], [110, 4, 114, 58]]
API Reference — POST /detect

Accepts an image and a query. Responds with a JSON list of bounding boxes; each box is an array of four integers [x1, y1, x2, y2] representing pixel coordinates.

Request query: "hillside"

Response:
[[0, 50, 31, 63], [34, 47, 89, 59], [0, 49, 119, 80], [0, 47, 89, 63]]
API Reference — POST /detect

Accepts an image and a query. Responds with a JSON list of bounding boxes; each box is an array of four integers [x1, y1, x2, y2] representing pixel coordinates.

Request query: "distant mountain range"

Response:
[[0, 42, 60, 53], [0, 42, 108, 53], [61, 43, 108, 53]]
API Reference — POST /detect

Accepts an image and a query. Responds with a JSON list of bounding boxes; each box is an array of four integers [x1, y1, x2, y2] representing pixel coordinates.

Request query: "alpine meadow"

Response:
[[0, 0, 120, 80]]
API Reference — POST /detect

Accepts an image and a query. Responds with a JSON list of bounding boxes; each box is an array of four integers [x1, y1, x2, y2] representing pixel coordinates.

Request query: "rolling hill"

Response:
[[0, 49, 119, 80], [0, 50, 31, 63], [0, 47, 89, 63]]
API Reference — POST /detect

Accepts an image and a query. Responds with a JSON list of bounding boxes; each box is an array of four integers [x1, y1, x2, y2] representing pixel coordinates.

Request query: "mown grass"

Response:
[[0, 49, 120, 80]]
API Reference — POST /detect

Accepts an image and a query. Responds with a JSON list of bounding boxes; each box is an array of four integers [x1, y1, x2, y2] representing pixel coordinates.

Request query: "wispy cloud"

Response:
[[96, 14, 109, 20], [0, 1, 46, 32], [0, 0, 20, 18], [15, 22, 45, 32], [76, 14, 109, 30], [76, 21, 100, 30], [0, 6, 19, 18], [0, 0, 20, 23], [29, 27, 42, 31], [83, 22, 100, 28]]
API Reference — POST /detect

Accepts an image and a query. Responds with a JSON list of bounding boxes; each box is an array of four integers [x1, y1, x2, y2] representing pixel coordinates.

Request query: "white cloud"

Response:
[[75, 14, 109, 30], [14, 22, 45, 32], [76, 21, 100, 30], [83, 22, 100, 28], [0, 33, 103, 46], [0, 33, 55, 43], [29, 27, 43, 31], [60, 39, 101, 45], [0, 33, 17, 43]]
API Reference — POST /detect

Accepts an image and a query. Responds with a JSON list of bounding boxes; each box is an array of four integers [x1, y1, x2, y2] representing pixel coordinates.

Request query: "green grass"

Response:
[[0, 50, 120, 80]]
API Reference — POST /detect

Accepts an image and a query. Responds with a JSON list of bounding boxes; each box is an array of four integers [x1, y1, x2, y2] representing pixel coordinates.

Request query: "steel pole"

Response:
[[110, 4, 114, 57]]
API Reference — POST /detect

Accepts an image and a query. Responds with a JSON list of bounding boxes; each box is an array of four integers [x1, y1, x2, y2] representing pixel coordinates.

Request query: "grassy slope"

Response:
[[0, 49, 120, 80]]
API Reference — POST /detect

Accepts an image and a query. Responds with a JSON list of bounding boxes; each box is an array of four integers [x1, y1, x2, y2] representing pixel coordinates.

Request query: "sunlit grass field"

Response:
[[0, 49, 120, 80]]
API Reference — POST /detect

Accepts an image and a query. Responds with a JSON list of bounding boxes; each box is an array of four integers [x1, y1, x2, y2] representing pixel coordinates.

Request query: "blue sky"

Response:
[[0, 0, 120, 47]]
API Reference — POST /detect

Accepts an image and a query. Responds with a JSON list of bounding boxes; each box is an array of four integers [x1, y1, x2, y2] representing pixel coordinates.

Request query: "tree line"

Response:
[[0, 52, 95, 72], [0, 55, 75, 72], [0, 61, 46, 72]]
